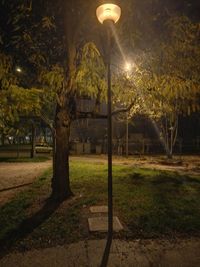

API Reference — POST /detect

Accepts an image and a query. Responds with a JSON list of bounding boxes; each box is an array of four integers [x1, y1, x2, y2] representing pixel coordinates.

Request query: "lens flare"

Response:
[[110, 23, 169, 155]]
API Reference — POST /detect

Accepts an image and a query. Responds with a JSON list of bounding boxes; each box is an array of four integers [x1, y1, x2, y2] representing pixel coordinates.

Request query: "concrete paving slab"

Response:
[[0, 243, 88, 267], [88, 216, 123, 232], [86, 239, 107, 267], [87, 240, 123, 267], [89, 205, 108, 213], [0, 239, 200, 267]]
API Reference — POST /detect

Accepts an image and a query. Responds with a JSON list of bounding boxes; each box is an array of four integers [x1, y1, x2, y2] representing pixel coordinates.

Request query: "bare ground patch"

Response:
[[0, 161, 52, 206]]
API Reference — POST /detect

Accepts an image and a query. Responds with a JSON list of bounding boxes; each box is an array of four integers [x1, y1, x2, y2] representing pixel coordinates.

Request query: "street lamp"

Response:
[[96, 4, 121, 24], [16, 67, 22, 73], [124, 62, 132, 72], [96, 3, 121, 267]]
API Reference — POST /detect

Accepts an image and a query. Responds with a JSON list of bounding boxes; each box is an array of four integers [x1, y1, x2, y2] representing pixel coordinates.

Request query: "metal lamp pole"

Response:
[[96, 4, 121, 267], [98, 19, 113, 267]]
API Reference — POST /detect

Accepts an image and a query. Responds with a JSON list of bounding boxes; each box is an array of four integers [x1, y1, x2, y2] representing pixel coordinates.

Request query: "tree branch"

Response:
[[40, 113, 55, 133], [112, 100, 136, 116], [76, 111, 107, 120], [76, 98, 136, 120]]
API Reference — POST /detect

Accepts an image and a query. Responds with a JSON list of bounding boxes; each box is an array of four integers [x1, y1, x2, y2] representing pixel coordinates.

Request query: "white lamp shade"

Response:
[[96, 3, 121, 24]]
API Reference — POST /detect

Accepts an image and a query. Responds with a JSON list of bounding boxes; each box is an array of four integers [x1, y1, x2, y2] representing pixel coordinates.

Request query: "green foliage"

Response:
[[42, 16, 56, 30], [76, 42, 106, 99], [0, 85, 42, 134], [39, 42, 107, 101], [40, 65, 64, 94], [1, 1, 199, 161], [114, 14, 200, 156], [0, 53, 14, 90]]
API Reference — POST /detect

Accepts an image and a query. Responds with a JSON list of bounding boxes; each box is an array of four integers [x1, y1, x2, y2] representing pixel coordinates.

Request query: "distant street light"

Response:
[[96, 3, 121, 267], [16, 67, 22, 73], [124, 62, 132, 72]]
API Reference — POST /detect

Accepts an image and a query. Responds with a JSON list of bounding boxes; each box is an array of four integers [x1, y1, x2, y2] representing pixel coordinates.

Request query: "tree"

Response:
[[0, 0, 110, 201], [2, 0, 199, 202], [0, 51, 42, 146], [118, 15, 200, 158]]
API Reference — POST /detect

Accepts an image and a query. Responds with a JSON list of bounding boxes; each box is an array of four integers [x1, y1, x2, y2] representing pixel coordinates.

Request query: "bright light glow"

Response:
[[96, 4, 121, 24], [16, 67, 22, 73], [124, 62, 132, 72]]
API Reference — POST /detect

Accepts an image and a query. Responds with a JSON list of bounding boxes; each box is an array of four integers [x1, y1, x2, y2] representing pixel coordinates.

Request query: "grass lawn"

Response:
[[0, 160, 200, 253]]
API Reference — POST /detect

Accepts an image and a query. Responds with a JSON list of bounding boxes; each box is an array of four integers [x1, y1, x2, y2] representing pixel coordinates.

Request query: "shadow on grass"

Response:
[[130, 173, 144, 181], [0, 183, 33, 193], [116, 169, 200, 237], [152, 174, 184, 185], [136, 184, 200, 236], [124, 173, 145, 185], [127, 170, 200, 186], [152, 174, 200, 185], [0, 197, 61, 258]]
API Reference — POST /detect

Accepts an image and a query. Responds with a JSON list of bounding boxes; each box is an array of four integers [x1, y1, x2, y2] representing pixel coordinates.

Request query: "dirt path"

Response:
[[72, 155, 200, 177], [0, 161, 52, 206]]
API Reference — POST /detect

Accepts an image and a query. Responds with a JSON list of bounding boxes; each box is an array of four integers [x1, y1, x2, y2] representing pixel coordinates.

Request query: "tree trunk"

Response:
[[52, 129, 56, 182], [51, 107, 73, 202], [167, 151, 173, 159], [17, 136, 20, 158], [31, 123, 36, 158], [166, 131, 173, 159], [1, 133, 5, 146]]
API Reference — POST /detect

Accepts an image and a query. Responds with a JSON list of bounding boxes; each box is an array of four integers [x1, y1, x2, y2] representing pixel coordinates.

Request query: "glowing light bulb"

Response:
[[105, 8, 111, 17], [16, 67, 22, 73], [125, 62, 132, 72]]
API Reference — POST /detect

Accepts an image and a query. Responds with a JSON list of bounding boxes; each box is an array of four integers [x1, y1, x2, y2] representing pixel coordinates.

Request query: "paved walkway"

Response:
[[0, 238, 200, 267]]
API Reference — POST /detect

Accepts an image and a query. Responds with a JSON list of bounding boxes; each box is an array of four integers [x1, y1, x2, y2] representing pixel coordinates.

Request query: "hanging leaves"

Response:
[[76, 42, 106, 99], [41, 17, 56, 30]]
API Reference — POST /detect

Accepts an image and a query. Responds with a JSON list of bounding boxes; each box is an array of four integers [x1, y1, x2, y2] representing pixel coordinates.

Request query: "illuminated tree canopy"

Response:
[[113, 13, 200, 158], [0, 0, 199, 199]]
